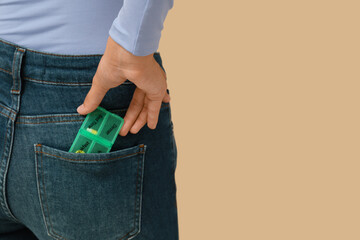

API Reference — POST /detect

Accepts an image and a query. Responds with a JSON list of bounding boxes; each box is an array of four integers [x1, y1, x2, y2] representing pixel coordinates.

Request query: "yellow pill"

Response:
[[86, 128, 98, 135], [75, 150, 85, 153]]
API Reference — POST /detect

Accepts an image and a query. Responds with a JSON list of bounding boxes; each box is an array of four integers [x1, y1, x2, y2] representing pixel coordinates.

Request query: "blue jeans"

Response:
[[0, 38, 178, 240]]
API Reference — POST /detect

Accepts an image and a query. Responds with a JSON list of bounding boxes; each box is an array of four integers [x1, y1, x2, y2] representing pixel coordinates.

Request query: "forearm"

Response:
[[108, 0, 174, 57]]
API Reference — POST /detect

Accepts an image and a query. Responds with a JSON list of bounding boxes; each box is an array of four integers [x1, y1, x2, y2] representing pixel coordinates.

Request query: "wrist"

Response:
[[106, 36, 153, 68]]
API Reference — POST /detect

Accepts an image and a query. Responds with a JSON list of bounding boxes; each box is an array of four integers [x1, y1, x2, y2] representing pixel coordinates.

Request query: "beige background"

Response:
[[158, 1, 360, 239]]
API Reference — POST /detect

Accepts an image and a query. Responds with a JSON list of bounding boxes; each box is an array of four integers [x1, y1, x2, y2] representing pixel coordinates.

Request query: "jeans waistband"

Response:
[[0, 37, 161, 86]]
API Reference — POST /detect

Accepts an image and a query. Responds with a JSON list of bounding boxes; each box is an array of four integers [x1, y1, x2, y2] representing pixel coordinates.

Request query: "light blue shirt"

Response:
[[0, 0, 174, 56]]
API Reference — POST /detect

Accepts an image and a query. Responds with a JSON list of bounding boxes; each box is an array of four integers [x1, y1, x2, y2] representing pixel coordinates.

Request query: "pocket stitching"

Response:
[[34, 143, 145, 163], [35, 144, 146, 240], [34, 149, 144, 162], [37, 148, 63, 240]]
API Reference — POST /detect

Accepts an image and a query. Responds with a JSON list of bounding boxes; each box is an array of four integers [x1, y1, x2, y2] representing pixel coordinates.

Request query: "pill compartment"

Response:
[[98, 114, 123, 142], [69, 134, 93, 153], [90, 142, 111, 153], [82, 107, 107, 135]]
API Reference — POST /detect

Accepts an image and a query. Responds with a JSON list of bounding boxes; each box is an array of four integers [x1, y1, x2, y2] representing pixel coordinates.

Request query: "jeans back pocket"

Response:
[[34, 143, 146, 240]]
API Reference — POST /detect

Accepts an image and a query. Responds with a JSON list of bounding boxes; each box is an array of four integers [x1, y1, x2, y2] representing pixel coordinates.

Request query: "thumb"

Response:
[[77, 75, 109, 115]]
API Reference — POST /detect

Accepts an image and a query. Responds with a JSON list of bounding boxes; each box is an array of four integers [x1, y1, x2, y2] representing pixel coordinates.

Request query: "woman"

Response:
[[0, 0, 178, 239]]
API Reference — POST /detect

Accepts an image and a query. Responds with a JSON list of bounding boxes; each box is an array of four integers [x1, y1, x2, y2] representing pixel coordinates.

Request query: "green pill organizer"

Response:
[[69, 106, 124, 153]]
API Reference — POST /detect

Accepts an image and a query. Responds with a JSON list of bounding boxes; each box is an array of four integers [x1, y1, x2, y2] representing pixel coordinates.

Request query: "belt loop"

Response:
[[11, 47, 26, 95]]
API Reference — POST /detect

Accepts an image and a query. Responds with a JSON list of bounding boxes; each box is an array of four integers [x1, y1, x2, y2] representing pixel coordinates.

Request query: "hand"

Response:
[[77, 36, 171, 136]]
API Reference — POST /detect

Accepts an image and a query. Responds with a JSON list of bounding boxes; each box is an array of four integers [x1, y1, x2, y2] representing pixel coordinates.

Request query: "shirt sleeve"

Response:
[[108, 0, 174, 56]]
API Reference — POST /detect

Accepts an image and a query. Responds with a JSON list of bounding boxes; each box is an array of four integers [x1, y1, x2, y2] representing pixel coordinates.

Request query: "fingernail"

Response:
[[77, 104, 85, 113]]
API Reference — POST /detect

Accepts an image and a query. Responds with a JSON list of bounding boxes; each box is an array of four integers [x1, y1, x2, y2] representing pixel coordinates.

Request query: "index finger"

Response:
[[77, 74, 109, 115]]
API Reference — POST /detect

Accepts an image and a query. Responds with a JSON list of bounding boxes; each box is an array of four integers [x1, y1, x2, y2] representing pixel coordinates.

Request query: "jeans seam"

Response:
[[0, 112, 14, 122], [0, 118, 21, 223], [0, 103, 16, 115], [14, 104, 170, 124], [23, 77, 134, 86], [16, 119, 84, 125], [0, 67, 11, 76]]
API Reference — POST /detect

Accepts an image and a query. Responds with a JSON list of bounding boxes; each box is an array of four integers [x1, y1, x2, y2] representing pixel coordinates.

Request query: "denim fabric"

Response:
[[0, 37, 178, 240]]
